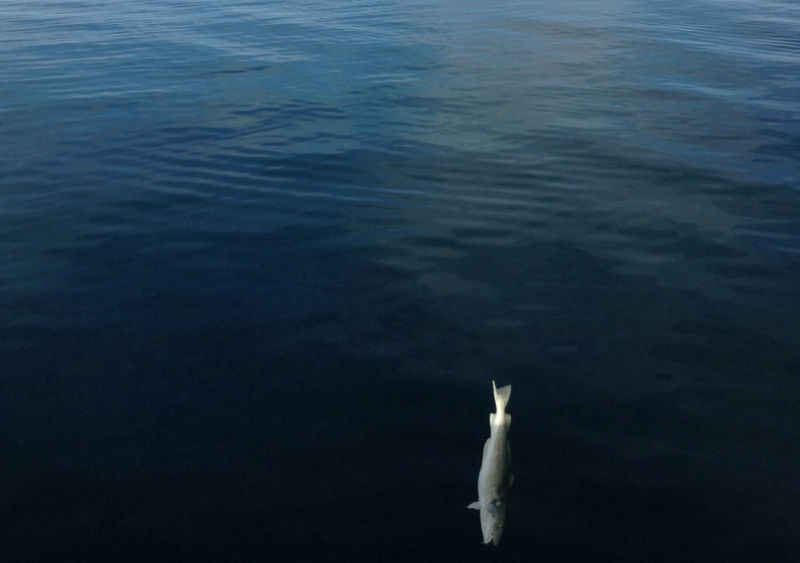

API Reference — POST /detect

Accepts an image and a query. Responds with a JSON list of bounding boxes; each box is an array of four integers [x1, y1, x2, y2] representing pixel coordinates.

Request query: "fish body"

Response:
[[468, 380, 512, 545]]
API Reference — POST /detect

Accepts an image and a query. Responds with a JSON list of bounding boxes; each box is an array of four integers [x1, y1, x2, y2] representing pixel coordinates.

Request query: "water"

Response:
[[2, 1, 799, 560]]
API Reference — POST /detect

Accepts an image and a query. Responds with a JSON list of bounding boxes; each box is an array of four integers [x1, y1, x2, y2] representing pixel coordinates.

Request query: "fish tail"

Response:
[[492, 380, 511, 417]]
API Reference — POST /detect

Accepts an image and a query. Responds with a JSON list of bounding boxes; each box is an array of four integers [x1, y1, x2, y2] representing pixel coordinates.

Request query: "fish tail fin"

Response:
[[492, 380, 511, 417]]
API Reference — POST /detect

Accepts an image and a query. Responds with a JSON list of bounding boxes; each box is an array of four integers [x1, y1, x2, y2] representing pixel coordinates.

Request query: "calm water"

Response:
[[2, 0, 799, 560]]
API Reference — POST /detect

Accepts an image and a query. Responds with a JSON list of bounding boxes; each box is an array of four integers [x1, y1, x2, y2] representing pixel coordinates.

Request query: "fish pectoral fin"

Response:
[[467, 501, 481, 510], [489, 412, 495, 426]]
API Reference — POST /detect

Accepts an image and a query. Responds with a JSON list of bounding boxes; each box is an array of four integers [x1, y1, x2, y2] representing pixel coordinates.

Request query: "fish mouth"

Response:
[[483, 534, 501, 546]]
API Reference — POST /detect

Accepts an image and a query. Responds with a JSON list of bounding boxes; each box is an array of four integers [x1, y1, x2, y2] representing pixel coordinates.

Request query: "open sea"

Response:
[[2, 1, 799, 561]]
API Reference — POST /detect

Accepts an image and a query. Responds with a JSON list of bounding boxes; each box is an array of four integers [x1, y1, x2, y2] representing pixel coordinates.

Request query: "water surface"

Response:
[[2, 1, 799, 560]]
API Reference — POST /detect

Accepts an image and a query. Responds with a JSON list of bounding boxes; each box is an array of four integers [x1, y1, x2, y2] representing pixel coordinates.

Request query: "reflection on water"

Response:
[[1, 0, 799, 560]]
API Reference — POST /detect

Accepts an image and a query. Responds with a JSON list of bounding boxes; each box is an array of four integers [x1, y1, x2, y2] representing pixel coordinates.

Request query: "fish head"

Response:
[[480, 500, 506, 546]]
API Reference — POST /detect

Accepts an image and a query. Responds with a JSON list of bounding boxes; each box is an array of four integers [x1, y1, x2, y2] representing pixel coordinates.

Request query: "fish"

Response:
[[467, 380, 513, 546]]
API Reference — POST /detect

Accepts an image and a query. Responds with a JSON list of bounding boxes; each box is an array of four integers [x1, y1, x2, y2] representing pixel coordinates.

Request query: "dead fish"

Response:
[[467, 380, 512, 545]]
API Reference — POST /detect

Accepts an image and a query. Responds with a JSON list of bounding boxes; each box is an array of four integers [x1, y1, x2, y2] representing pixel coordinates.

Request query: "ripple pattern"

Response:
[[1, 1, 799, 561]]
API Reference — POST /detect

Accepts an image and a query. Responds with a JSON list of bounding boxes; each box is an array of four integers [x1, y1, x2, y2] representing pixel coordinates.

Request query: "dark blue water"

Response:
[[2, 1, 799, 560]]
